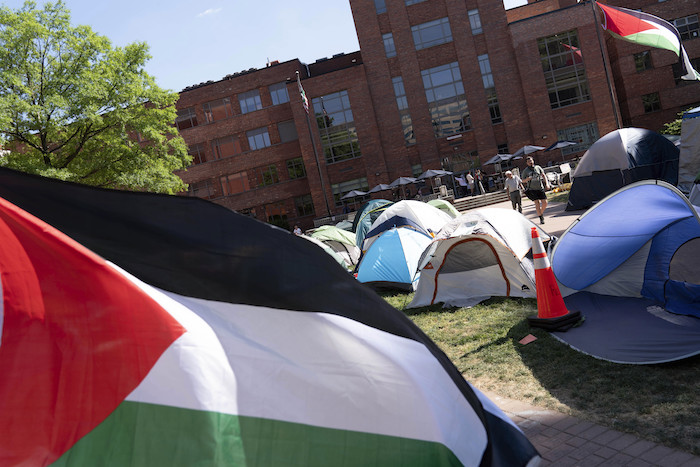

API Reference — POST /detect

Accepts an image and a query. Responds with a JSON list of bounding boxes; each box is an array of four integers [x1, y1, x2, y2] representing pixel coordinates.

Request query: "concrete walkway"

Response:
[[457, 196, 700, 465]]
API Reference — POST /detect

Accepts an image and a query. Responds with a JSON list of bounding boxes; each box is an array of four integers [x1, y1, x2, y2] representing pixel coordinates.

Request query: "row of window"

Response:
[[175, 82, 290, 131], [188, 120, 298, 165], [189, 157, 307, 200]]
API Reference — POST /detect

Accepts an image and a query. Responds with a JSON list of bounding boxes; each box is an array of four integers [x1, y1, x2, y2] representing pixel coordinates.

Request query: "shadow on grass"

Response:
[[506, 318, 700, 455]]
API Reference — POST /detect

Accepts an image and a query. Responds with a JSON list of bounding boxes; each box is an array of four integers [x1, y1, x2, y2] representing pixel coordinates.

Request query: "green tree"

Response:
[[0, 1, 190, 193], [660, 107, 694, 136]]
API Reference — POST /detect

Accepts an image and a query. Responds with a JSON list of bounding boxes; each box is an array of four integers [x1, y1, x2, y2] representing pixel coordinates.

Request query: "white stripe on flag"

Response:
[[109, 262, 490, 466]]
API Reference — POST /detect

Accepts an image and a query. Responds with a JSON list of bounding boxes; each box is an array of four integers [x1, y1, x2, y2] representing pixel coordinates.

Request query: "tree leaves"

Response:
[[0, 1, 190, 193]]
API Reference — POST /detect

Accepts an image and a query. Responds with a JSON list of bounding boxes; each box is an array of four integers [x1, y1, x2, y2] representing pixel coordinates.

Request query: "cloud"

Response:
[[197, 8, 222, 18]]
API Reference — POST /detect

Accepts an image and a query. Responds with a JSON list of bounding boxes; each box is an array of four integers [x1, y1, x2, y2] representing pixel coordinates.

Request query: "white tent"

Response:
[[409, 208, 550, 308], [362, 200, 451, 252]]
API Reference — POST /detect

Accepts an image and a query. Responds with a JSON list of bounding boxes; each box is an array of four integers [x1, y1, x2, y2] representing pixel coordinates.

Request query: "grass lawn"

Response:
[[382, 292, 700, 455]]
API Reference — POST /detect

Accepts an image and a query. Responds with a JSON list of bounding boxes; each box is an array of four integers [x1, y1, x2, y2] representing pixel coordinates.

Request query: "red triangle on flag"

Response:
[[0, 198, 186, 465]]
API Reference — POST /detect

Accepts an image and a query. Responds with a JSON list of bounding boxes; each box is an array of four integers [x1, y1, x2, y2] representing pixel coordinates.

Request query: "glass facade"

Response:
[[312, 91, 362, 164], [422, 62, 470, 137], [538, 30, 590, 109]]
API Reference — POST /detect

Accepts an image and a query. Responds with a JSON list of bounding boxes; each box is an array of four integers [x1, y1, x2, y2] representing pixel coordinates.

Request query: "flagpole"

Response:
[[591, 0, 622, 129], [297, 71, 332, 217]]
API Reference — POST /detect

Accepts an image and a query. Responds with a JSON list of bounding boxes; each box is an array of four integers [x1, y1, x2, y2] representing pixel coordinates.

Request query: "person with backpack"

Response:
[[521, 156, 550, 224]]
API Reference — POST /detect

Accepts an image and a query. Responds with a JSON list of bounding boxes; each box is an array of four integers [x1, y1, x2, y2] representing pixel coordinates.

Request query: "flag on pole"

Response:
[[0, 168, 539, 466], [597, 2, 700, 81], [296, 71, 309, 114]]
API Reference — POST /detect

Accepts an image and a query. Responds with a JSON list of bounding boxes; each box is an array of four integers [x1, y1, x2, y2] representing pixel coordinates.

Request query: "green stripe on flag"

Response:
[[52, 401, 462, 466]]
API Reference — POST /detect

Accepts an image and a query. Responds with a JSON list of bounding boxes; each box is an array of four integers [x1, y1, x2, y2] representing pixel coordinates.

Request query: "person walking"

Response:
[[521, 156, 550, 224], [475, 169, 486, 195], [466, 172, 475, 196], [504, 170, 524, 213]]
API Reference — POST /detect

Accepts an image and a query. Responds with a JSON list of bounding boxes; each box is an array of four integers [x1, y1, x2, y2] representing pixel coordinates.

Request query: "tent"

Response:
[[309, 224, 361, 269], [0, 167, 539, 465], [362, 200, 452, 252], [566, 127, 680, 211], [551, 181, 700, 364], [427, 199, 461, 218], [352, 199, 393, 247], [678, 106, 700, 195], [299, 234, 351, 270], [356, 227, 433, 291], [409, 208, 550, 308]]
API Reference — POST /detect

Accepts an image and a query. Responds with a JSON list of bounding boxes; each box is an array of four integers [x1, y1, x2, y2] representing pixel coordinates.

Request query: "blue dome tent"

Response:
[[356, 227, 432, 291], [551, 181, 700, 364]]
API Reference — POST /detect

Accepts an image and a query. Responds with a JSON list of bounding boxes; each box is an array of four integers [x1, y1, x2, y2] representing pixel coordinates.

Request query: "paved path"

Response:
[[484, 391, 700, 466], [459, 198, 700, 465]]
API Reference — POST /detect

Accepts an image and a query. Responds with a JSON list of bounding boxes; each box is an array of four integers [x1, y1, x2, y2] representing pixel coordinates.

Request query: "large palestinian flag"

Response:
[[0, 168, 539, 466], [597, 2, 700, 81]]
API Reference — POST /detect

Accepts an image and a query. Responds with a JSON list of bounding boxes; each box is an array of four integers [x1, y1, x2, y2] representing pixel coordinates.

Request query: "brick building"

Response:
[[174, 0, 699, 230]]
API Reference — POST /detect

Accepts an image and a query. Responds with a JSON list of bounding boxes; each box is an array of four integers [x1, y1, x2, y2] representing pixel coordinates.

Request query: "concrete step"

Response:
[[453, 191, 510, 213]]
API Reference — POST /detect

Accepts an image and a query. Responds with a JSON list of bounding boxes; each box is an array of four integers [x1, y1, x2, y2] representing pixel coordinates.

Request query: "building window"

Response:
[[188, 180, 214, 199], [247, 127, 271, 150], [392, 76, 415, 145], [642, 92, 661, 113], [411, 164, 423, 177], [256, 164, 279, 187], [412, 17, 452, 50], [374, 0, 386, 14], [238, 89, 262, 114], [287, 157, 306, 179], [538, 30, 590, 109], [312, 90, 362, 164], [211, 135, 242, 160], [269, 82, 290, 105], [468, 9, 483, 35], [294, 194, 315, 217], [188, 143, 206, 165], [478, 54, 502, 124], [202, 97, 234, 123], [175, 107, 198, 131], [383, 33, 397, 58], [278, 120, 298, 143], [332, 178, 369, 206], [487, 90, 502, 124], [634, 51, 653, 72], [220, 172, 250, 196], [422, 62, 470, 137], [557, 123, 599, 156], [673, 15, 699, 41], [265, 202, 289, 230], [405, 0, 427, 5]]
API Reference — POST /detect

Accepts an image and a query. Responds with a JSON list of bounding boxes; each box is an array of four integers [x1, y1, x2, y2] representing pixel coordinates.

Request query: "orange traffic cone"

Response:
[[527, 227, 582, 331]]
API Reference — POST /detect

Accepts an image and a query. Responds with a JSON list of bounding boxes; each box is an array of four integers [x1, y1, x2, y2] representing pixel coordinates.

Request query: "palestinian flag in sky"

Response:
[[0, 168, 538, 466], [597, 2, 700, 81]]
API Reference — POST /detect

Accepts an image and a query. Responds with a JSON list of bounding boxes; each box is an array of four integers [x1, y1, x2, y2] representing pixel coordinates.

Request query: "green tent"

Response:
[[428, 199, 460, 218], [309, 225, 361, 269]]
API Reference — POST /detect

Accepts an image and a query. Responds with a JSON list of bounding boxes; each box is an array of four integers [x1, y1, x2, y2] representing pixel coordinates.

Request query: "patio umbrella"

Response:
[[513, 145, 545, 157], [484, 154, 513, 165], [416, 169, 453, 180], [544, 140, 578, 151], [388, 177, 417, 187], [368, 183, 392, 193], [341, 189, 368, 200]]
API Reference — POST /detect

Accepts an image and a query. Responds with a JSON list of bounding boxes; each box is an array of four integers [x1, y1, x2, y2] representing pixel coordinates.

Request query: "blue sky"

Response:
[[2, 0, 527, 92]]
